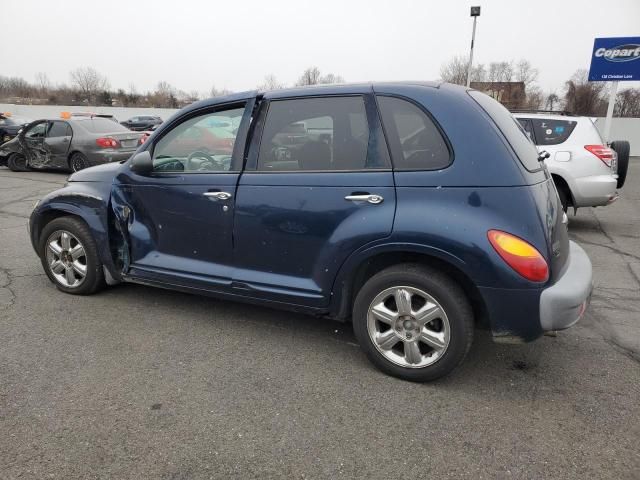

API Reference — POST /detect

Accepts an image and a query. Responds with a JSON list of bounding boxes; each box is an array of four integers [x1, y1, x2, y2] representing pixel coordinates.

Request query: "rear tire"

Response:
[[39, 216, 105, 295], [611, 140, 629, 189], [7, 153, 29, 172], [352, 263, 474, 382], [69, 152, 89, 172]]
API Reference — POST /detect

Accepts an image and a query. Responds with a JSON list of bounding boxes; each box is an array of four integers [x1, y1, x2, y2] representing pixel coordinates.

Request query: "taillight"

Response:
[[584, 144, 614, 167], [96, 137, 120, 148], [487, 230, 549, 282]]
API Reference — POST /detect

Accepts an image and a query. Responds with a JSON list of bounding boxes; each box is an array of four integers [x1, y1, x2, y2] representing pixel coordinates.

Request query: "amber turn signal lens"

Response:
[[487, 230, 549, 282]]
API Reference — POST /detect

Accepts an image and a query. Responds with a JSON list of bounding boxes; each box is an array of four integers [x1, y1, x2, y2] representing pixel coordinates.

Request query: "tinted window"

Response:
[[257, 96, 374, 171], [377, 96, 450, 170], [517, 118, 535, 142], [152, 107, 244, 173], [530, 118, 577, 146], [47, 121, 70, 138], [469, 90, 541, 172], [77, 118, 128, 133]]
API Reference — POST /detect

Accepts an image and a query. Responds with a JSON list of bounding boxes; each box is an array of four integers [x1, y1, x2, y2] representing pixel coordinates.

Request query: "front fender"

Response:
[[29, 182, 120, 280]]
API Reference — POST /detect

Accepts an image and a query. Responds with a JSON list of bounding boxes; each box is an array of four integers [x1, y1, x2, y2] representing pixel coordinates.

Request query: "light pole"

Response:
[[466, 6, 481, 88]]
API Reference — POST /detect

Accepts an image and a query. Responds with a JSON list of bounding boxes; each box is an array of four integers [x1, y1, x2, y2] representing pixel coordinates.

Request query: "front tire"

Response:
[[39, 217, 105, 295], [352, 263, 474, 382], [7, 153, 29, 172]]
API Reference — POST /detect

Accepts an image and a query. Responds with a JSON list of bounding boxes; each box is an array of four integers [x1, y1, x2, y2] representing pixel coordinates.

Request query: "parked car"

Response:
[[0, 117, 145, 172], [0, 114, 31, 145], [29, 83, 593, 381], [513, 111, 629, 211], [121, 115, 162, 131]]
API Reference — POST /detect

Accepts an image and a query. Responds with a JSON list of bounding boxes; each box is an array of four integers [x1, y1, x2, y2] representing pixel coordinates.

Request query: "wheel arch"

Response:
[[551, 173, 574, 207], [330, 245, 488, 327]]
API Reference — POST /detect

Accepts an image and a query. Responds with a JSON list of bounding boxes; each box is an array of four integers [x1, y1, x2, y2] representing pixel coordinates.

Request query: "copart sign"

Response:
[[589, 37, 640, 81]]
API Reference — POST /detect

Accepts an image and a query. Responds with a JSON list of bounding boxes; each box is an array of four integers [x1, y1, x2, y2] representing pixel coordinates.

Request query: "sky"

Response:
[[1, 0, 639, 96]]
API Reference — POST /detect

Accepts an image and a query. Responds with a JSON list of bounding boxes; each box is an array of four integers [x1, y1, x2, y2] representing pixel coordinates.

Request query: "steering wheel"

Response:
[[186, 150, 216, 171]]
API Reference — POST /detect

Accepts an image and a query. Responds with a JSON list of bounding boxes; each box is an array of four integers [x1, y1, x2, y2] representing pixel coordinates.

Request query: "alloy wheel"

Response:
[[44, 230, 88, 288], [367, 286, 450, 368]]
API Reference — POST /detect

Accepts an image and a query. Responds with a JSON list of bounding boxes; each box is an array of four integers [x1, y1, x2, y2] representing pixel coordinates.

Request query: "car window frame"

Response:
[[23, 121, 48, 140], [145, 99, 253, 175], [374, 94, 454, 172], [246, 93, 391, 173], [45, 120, 71, 138], [516, 118, 538, 144]]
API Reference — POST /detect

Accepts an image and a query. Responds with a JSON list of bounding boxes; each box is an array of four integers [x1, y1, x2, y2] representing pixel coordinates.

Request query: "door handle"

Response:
[[344, 194, 384, 204], [203, 191, 232, 200]]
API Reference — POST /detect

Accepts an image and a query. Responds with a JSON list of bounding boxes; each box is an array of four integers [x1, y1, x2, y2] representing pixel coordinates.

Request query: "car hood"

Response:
[[68, 161, 122, 183]]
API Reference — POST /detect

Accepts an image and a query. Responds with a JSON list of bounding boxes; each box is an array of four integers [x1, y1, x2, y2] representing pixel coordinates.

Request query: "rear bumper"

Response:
[[539, 241, 592, 331], [88, 150, 137, 166], [572, 174, 618, 207]]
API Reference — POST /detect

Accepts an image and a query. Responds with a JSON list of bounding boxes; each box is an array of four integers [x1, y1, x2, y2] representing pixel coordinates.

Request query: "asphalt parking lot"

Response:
[[1, 163, 639, 479]]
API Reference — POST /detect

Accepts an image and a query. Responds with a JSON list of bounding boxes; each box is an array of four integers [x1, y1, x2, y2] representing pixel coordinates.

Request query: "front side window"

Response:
[[257, 96, 373, 171], [530, 118, 577, 146], [377, 96, 450, 170], [47, 121, 70, 138], [152, 106, 244, 173], [25, 123, 46, 138]]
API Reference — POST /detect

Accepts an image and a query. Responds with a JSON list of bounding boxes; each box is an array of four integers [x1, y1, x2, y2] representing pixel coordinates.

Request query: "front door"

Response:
[[21, 121, 47, 166], [233, 93, 396, 307], [111, 101, 252, 291]]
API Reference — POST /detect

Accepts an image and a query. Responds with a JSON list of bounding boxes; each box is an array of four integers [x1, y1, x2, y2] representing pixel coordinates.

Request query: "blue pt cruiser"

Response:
[[29, 82, 593, 381]]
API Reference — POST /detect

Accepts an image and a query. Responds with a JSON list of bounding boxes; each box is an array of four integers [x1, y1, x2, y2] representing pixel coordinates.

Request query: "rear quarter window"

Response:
[[530, 119, 577, 145], [469, 90, 541, 172], [376, 96, 450, 170]]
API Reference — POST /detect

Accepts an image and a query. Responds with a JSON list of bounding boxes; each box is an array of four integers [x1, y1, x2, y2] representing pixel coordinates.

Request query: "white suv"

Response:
[[513, 112, 629, 211]]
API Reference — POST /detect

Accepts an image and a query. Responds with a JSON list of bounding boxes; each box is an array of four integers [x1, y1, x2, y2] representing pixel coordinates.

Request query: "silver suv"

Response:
[[514, 112, 629, 211]]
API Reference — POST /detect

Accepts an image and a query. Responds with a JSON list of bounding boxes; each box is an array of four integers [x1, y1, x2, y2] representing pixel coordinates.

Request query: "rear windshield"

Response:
[[76, 118, 129, 133], [530, 118, 577, 145], [469, 90, 541, 172]]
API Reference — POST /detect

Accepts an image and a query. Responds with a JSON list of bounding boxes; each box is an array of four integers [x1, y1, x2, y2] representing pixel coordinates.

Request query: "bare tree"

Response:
[[258, 74, 285, 90], [439, 55, 487, 85], [70, 67, 109, 103], [564, 69, 608, 116], [488, 61, 514, 83], [319, 73, 344, 84], [545, 92, 560, 111], [614, 88, 640, 117], [296, 67, 322, 86], [34, 72, 50, 96], [209, 85, 232, 98], [515, 59, 538, 88]]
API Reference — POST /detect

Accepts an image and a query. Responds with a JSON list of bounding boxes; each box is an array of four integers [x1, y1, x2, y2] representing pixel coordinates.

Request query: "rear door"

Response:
[[233, 92, 396, 307], [44, 121, 72, 167]]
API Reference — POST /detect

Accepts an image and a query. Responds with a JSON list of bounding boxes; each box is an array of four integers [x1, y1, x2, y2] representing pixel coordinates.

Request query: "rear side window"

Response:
[[530, 119, 577, 145], [257, 96, 379, 171], [469, 91, 541, 172], [376, 96, 450, 170]]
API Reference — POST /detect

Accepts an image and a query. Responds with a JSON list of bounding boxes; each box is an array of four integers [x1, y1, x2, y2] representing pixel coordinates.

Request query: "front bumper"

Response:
[[539, 241, 593, 331]]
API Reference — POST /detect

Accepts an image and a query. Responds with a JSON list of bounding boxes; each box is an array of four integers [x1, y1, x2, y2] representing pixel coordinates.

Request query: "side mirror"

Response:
[[129, 150, 153, 174]]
